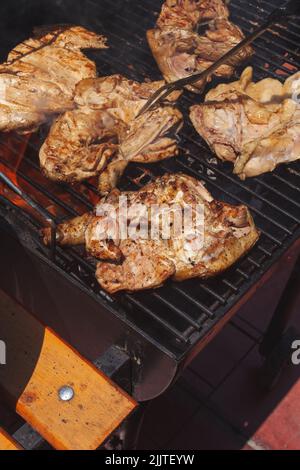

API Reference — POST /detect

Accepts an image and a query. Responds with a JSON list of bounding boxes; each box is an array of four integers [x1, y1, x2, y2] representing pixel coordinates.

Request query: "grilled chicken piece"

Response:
[[96, 239, 176, 292], [119, 106, 182, 162], [40, 108, 127, 183], [74, 75, 180, 120], [40, 75, 183, 192], [0, 26, 107, 133], [156, 0, 229, 30], [147, 0, 252, 93], [42, 173, 259, 293], [52, 212, 93, 245], [190, 67, 300, 178]]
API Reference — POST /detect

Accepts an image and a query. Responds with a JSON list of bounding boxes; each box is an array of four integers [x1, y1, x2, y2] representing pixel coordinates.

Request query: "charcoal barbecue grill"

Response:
[[0, 0, 300, 450]]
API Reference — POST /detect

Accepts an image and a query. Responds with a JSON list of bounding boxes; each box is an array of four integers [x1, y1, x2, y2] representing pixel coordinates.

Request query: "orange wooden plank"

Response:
[[0, 290, 137, 450], [0, 428, 22, 450]]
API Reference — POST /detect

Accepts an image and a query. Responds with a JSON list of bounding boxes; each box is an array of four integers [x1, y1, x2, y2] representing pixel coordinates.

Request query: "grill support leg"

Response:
[[121, 402, 149, 450], [259, 254, 300, 389], [259, 254, 300, 358]]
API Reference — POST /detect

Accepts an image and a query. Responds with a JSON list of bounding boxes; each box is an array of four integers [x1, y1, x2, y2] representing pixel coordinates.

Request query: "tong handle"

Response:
[[0, 171, 57, 260]]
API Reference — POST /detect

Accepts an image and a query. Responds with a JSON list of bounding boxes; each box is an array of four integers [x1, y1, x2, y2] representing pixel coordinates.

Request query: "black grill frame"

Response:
[[0, 0, 300, 359]]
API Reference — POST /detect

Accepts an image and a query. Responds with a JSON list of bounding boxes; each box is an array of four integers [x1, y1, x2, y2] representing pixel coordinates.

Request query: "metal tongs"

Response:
[[0, 171, 57, 260], [138, 0, 300, 117]]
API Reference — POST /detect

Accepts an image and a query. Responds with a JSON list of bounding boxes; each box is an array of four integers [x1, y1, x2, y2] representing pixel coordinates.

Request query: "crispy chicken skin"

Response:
[[147, 0, 252, 93], [42, 173, 259, 293], [190, 67, 300, 178], [0, 26, 107, 133], [40, 75, 183, 192]]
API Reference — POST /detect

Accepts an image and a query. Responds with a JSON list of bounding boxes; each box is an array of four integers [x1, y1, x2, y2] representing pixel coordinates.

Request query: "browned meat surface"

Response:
[[40, 75, 183, 192], [74, 75, 180, 120], [52, 212, 93, 245], [96, 240, 176, 292], [157, 0, 229, 30], [147, 0, 252, 93], [190, 67, 300, 178], [40, 108, 127, 183], [119, 106, 182, 162], [42, 173, 259, 293], [0, 26, 107, 133]]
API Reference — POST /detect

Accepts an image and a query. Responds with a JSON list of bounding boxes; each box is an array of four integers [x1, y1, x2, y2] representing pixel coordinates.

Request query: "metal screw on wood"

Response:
[[58, 386, 74, 402]]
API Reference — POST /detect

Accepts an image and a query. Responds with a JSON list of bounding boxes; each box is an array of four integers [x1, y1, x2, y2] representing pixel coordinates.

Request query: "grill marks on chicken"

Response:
[[147, 0, 252, 93], [42, 173, 259, 293], [40, 75, 183, 192], [190, 67, 300, 178], [0, 26, 107, 133], [40, 108, 126, 183]]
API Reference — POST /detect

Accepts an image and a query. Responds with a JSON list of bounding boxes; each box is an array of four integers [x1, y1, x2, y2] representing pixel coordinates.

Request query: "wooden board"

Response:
[[0, 427, 22, 450], [0, 290, 137, 450]]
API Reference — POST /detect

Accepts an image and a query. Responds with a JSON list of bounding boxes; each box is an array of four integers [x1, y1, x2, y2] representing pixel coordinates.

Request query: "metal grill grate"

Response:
[[0, 0, 300, 358]]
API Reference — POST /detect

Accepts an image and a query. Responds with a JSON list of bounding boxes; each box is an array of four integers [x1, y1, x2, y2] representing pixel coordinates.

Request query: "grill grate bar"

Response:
[[184, 154, 300, 226], [231, 1, 300, 45], [198, 283, 227, 305], [179, 148, 296, 232], [236, 268, 251, 280], [171, 285, 217, 317], [256, 244, 273, 257], [19, 148, 95, 211], [232, 23, 300, 69], [221, 279, 239, 293], [0, 157, 78, 219], [234, 0, 300, 32], [272, 173, 300, 192], [253, 178, 300, 209], [247, 256, 262, 268], [152, 292, 205, 328], [124, 294, 189, 342]]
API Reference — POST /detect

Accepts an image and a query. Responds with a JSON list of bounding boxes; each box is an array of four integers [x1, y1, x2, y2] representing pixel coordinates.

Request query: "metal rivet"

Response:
[[58, 386, 74, 402]]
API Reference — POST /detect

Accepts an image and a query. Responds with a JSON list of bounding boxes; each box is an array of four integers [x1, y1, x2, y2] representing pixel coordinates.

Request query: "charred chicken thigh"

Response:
[[42, 173, 259, 293], [40, 75, 183, 193], [147, 0, 252, 93], [0, 26, 107, 133], [190, 67, 300, 178]]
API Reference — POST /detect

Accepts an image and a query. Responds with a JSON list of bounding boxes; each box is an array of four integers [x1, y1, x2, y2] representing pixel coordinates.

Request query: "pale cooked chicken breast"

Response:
[[190, 67, 300, 178], [147, 0, 252, 93], [40, 75, 183, 192], [0, 26, 107, 133], [74, 75, 180, 121], [42, 173, 259, 293]]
